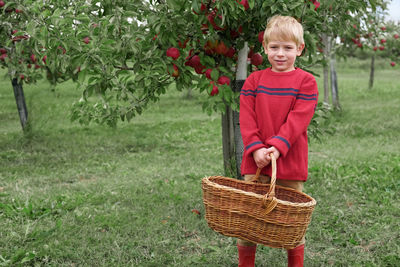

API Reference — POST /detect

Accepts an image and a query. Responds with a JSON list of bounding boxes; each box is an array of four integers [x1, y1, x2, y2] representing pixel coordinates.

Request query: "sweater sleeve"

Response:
[[266, 73, 318, 157], [239, 73, 267, 157]]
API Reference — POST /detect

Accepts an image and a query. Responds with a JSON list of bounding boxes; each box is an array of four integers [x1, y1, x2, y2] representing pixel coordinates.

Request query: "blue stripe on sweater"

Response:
[[245, 141, 263, 150], [272, 136, 290, 149]]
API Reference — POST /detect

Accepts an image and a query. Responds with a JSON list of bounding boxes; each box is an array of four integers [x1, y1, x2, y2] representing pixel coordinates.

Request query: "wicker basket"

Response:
[[202, 155, 316, 249]]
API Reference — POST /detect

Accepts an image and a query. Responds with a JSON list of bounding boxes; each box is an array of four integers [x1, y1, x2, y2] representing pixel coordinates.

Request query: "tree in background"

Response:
[[314, 0, 389, 109], [339, 6, 399, 90]]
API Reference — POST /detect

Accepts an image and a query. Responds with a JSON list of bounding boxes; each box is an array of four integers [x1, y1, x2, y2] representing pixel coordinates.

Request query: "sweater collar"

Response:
[[265, 67, 299, 76]]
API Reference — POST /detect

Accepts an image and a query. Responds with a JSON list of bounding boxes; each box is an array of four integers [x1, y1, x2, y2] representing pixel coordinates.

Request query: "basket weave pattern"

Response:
[[202, 155, 316, 249]]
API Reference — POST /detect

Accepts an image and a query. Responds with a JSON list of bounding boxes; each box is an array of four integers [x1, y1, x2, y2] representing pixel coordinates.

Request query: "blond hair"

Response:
[[263, 15, 304, 46]]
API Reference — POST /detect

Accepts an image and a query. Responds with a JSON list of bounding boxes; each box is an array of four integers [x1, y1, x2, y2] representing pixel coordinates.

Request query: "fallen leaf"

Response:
[[191, 209, 201, 215]]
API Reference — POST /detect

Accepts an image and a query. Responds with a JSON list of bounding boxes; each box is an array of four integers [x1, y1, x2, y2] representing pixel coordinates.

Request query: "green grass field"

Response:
[[1, 58, 399, 266]]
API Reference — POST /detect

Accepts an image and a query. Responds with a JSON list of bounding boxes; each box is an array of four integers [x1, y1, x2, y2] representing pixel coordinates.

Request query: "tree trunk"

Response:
[[232, 80, 244, 179], [323, 63, 330, 104], [12, 78, 29, 131], [321, 34, 330, 104], [368, 54, 375, 90], [221, 42, 248, 179], [221, 106, 236, 177], [330, 54, 341, 110]]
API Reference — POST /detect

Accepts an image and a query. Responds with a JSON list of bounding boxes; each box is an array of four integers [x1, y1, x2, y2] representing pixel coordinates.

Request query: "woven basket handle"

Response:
[[249, 154, 278, 213]]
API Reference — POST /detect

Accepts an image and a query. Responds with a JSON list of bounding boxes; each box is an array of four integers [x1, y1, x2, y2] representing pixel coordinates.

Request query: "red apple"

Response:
[[0, 48, 6, 54], [194, 64, 205, 74], [0, 53, 7, 61], [15, 8, 22, 13], [204, 40, 218, 55], [373, 46, 378, 51], [394, 34, 399, 39], [380, 39, 386, 44], [205, 68, 213, 80], [351, 38, 359, 44], [207, 12, 225, 31], [238, 0, 249, 10], [210, 81, 219, 96], [30, 54, 36, 63], [20, 74, 24, 80], [312, 0, 320, 10], [230, 29, 240, 39], [390, 62, 396, 67], [42, 55, 47, 64], [224, 47, 235, 58], [188, 55, 201, 67], [379, 46, 385, 51], [83, 37, 90, 44], [166, 47, 180, 60], [184, 50, 196, 66], [250, 53, 263, 66], [357, 43, 362, 48], [171, 64, 179, 77], [381, 26, 386, 31], [258, 31, 264, 43], [248, 47, 254, 59], [217, 76, 230, 86], [0, 1, 4, 8], [215, 41, 229, 55], [200, 3, 207, 12]]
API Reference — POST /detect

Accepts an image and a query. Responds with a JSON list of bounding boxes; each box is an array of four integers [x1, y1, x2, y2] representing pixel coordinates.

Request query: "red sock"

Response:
[[287, 244, 305, 267], [237, 243, 257, 267]]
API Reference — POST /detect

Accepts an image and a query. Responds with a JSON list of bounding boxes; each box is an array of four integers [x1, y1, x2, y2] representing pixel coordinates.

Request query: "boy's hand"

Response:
[[265, 146, 280, 162], [253, 148, 270, 169]]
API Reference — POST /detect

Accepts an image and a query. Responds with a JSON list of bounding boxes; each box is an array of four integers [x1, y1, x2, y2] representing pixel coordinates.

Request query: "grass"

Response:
[[0, 58, 399, 266]]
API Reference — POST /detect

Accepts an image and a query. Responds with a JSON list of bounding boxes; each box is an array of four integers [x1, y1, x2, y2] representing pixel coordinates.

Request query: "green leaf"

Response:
[[211, 69, 219, 81], [78, 69, 87, 83], [248, 0, 255, 9], [192, 0, 200, 13], [166, 0, 182, 11]]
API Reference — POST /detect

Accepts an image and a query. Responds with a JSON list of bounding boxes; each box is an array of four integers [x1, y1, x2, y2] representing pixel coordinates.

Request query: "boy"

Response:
[[238, 15, 318, 267]]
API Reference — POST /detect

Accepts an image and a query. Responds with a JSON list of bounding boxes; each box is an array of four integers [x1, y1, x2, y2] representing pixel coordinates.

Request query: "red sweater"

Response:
[[239, 67, 318, 181]]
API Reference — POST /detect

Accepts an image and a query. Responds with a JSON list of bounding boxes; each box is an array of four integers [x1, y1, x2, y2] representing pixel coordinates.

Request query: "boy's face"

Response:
[[262, 39, 304, 72]]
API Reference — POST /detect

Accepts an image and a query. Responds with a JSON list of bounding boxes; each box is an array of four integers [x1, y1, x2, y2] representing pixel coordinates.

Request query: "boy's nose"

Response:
[[277, 48, 284, 55]]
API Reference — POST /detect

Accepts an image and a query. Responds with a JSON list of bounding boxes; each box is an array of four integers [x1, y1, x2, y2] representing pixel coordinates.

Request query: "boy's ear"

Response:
[[297, 43, 305, 56], [262, 40, 268, 54]]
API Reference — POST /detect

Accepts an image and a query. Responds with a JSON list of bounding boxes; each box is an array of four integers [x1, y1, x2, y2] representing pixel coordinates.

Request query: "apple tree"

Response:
[[338, 5, 399, 89], [0, 0, 44, 131], [310, 0, 387, 108], [0, 0, 90, 131]]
